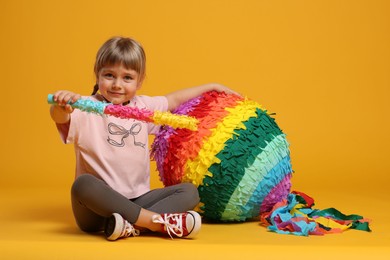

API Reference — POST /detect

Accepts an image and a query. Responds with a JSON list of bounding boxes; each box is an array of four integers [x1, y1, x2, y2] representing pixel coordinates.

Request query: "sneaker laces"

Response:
[[121, 220, 140, 238], [152, 213, 185, 238]]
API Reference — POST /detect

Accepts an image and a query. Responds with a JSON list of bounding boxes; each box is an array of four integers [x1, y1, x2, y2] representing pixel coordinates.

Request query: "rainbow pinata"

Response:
[[151, 91, 293, 222]]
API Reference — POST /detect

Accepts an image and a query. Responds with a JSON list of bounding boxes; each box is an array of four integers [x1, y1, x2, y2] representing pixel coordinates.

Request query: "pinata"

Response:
[[151, 91, 371, 235]]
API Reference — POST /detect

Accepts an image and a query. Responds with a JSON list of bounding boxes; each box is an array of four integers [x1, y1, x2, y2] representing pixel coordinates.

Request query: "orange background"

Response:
[[1, 0, 389, 259], [1, 0, 389, 191]]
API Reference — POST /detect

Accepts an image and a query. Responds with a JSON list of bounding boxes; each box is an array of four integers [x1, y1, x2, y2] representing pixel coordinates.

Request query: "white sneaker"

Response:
[[104, 213, 140, 241], [152, 210, 201, 239]]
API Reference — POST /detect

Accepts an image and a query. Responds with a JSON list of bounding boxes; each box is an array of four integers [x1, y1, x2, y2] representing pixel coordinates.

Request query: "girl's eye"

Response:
[[104, 73, 114, 78], [124, 76, 133, 81]]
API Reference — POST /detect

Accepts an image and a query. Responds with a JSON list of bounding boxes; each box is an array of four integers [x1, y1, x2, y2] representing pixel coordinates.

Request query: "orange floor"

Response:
[[1, 186, 389, 260]]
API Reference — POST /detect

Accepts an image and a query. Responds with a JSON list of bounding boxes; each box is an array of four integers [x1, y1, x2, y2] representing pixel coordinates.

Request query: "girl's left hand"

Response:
[[204, 83, 242, 96]]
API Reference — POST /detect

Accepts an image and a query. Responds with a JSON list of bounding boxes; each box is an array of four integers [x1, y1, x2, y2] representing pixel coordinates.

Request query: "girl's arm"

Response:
[[165, 83, 239, 111], [50, 90, 81, 124]]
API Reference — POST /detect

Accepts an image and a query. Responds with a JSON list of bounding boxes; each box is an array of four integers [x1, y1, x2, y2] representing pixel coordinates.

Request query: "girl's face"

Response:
[[97, 63, 142, 105]]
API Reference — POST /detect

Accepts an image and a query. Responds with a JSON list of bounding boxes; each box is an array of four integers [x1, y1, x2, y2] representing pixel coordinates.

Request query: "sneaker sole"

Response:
[[105, 213, 123, 241], [186, 210, 202, 239]]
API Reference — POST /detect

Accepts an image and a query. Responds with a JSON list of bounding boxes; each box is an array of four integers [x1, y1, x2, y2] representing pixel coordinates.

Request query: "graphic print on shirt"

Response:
[[107, 122, 146, 148]]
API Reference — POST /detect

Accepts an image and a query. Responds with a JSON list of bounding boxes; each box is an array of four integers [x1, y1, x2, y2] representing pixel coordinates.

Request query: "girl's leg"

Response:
[[71, 174, 142, 232], [72, 174, 201, 237], [132, 183, 200, 213], [131, 183, 200, 232]]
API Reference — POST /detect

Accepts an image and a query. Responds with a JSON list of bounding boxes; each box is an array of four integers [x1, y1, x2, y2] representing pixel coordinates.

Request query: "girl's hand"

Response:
[[203, 83, 242, 97], [51, 90, 81, 113], [166, 83, 242, 111]]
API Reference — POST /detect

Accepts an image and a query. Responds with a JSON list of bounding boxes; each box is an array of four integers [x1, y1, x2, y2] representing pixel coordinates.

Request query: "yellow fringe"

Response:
[[152, 111, 198, 130]]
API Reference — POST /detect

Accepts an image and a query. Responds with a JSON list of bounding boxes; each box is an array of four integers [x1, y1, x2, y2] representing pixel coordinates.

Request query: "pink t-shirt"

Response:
[[56, 94, 168, 199]]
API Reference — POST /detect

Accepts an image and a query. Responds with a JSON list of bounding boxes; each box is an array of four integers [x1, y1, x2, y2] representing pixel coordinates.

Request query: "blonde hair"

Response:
[[92, 36, 146, 95]]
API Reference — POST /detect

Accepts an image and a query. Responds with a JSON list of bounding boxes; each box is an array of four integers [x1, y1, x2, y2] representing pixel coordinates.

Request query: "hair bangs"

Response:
[[94, 37, 146, 81]]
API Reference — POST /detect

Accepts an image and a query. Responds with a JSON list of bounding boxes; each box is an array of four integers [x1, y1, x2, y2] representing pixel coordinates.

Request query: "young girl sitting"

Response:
[[50, 36, 236, 240]]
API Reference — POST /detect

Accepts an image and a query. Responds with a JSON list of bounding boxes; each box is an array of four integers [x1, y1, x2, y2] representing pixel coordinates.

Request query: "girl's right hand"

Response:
[[51, 90, 81, 114]]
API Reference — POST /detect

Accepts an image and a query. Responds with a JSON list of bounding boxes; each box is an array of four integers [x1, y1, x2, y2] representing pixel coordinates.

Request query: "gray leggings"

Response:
[[71, 174, 200, 232]]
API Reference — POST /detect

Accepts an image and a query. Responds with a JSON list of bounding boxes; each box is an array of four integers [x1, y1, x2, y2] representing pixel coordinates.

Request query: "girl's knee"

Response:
[[181, 183, 200, 205], [71, 174, 100, 200], [184, 182, 199, 195]]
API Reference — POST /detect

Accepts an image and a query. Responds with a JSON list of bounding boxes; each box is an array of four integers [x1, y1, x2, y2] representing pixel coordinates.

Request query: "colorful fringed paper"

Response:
[[260, 191, 371, 236], [151, 91, 371, 235], [151, 91, 293, 222], [47, 94, 198, 130]]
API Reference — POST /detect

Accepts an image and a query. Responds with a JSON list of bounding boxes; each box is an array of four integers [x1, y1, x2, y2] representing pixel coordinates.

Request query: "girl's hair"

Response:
[[92, 36, 146, 95]]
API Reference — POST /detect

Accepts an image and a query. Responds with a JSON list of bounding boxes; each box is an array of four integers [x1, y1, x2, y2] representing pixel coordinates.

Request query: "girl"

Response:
[[50, 36, 236, 240]]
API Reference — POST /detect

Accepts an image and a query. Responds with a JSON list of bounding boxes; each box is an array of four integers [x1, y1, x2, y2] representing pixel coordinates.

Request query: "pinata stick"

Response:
[[47, 94, 198, 130]]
